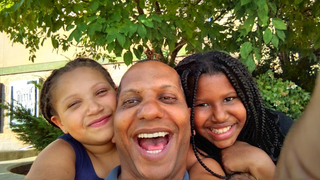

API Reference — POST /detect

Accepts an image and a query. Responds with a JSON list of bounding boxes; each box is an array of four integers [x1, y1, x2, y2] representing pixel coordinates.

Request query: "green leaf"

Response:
[[110, 10, 121, 22], [114, 42, 123, 57], [141, 19, 154, 28], [74, 4, 83, 12], [276, 30, 286, 42], [107, 42, 115, 53], [116, 33, 126, 47], [294, 0, 303, 4], [314, 35, 320, 49], [272, 18, 286, 30], [243, 16, 255, 33], [240, 42, 253, 59], [124, 51, 133, 65], [88, 22, 102, 36], [254, 0, 267, 8], [51, 37, 58, 48], [137, 24, 147, 38], [253, 48, 262, 63], [9, 0, 25, 12], [241, 0, 251, 6], [90, 1, 99, 12], [106, 28, 117, 44], [138, 45, 144, 53], [271, 34, 279, 48], [242, 55, 255, 73], [268, 2, 277, 14], [133, 48, 142, 59], [69, 29, 81, 42], [66, 25, 75, 31], [88, 15, 98, 22], [128, 23, 138, 37], [263, 28, 272, 44], [77, 22, 87, 32], [257, 6, 268, 26]]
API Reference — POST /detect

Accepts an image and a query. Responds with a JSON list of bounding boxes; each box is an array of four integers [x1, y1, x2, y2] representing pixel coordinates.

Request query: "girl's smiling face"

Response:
[[194, 73, 247, 149], [51, 67, 117, 145]]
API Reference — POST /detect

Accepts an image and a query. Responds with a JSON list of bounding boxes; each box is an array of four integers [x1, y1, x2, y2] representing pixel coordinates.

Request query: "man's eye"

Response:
[[121, 99, 140, 108], [160, 96, 176, 103], [124, 99, 138, 104]]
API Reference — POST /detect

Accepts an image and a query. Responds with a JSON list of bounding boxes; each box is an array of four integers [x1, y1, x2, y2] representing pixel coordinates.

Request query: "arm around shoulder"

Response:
[[25, 139, 76, 180], [188, 158, 225, 180]]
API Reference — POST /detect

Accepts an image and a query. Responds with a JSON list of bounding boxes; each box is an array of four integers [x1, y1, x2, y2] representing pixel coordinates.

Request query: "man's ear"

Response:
[[51, 116, 68, 134]]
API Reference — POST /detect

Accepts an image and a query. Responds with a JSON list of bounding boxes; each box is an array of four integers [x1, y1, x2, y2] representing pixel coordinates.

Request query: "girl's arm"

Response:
[[188, 157, 226, 180], [25, 139, 76, 180], [187, 145, 225, 180], [221, 141, 275, 180]]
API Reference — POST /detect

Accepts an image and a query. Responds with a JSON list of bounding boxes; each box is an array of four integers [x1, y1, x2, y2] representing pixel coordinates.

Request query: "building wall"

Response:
[[0, 32, 130, 150]]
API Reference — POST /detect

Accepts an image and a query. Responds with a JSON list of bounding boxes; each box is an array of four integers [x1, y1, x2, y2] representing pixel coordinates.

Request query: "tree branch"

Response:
[[168, 39, 187, 66], [135, 0, 144, 15]]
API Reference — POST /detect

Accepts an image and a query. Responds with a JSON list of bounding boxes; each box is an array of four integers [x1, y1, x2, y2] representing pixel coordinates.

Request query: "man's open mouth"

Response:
[[137, 132, 170, 154]]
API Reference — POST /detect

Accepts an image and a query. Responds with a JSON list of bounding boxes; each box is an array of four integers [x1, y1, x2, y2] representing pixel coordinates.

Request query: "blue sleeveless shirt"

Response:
[[59, 134, 103, 180]]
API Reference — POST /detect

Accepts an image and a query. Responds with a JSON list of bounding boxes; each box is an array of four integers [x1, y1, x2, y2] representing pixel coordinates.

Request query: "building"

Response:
[[0, 32, 130, 150]]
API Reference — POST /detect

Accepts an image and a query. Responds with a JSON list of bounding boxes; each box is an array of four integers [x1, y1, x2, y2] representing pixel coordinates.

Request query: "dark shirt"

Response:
[[59, 134, 103, 180]]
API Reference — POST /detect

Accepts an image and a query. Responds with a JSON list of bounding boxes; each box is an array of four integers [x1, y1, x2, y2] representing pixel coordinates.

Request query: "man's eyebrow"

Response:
[[160, 84, 178, 90], [120, 88, 139, 96], [120, 84, 178, 95]]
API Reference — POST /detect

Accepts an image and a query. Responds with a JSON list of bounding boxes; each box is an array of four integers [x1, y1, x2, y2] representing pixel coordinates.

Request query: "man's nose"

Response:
[[137, 99, 164, 120]]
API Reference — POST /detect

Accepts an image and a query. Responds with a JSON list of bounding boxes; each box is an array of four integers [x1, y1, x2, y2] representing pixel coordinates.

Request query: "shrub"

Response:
[[256, 70, 311, 120], [0, 102, 63, 151]]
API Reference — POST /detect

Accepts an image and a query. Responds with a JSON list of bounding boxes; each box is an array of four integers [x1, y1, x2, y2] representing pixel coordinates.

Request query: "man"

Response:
[[275, 72, 320, 179], [106, 60, 191, 180]]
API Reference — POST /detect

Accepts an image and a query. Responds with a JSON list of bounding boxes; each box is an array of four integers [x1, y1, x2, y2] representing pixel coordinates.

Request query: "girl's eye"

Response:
[[160, 96, 176, 104], [68, 101, 80, 108], [97, 89, 108, 95], [195, 103, 209, 107], [224, 97, 235, 102]]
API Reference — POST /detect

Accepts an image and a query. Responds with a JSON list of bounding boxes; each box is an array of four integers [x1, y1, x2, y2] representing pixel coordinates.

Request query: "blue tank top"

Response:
[[59, 134, 103, 180]]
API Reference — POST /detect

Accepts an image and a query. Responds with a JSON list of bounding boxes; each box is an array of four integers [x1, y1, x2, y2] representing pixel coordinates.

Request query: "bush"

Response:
[[0, 102, 63, 151], [256, 70, 311, 120]]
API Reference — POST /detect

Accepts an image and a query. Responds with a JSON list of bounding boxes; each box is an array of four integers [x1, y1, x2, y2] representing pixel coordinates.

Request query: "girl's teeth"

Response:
[[211, 126, 231, 134]]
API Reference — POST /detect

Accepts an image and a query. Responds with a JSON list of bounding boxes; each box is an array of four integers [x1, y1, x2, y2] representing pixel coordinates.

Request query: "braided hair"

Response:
[[40, 58, 116, 128], [175, 50, 284, 175]]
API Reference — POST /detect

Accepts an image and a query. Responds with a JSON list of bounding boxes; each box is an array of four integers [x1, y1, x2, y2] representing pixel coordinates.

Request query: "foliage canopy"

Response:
[[0, 0, 319, 90], [0, 1, 318, 64]]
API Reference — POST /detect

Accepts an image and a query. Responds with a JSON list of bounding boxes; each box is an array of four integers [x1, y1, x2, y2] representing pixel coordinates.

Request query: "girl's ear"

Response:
[[112, 136, 116, 143], [51, 116, 68, 134]]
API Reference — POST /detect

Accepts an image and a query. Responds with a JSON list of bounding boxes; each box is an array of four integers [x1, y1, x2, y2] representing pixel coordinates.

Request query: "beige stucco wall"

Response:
[[0, 32, 130, 150]]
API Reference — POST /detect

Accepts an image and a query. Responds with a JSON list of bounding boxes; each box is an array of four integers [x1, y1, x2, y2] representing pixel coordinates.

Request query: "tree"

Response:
[[0, 0, 319, 88]]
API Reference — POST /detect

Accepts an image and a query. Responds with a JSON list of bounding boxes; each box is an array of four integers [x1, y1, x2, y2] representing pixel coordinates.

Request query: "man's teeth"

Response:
[[211, 126, 231, 134], [146, 150, 162, 154], [137, 132, 169, 138]]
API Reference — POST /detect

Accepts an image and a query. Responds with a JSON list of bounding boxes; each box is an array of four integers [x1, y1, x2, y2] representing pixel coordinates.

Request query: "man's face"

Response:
[[113, 61, 190, 180]]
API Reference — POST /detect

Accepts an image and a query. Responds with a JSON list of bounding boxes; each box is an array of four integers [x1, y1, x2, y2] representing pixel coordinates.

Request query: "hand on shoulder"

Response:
[[221, 141, 275, 180]]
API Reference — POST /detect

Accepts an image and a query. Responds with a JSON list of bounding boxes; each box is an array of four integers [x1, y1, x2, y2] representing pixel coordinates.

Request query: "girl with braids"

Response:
[[175, 50, 293, 179], [25, 58, 120, 180]]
